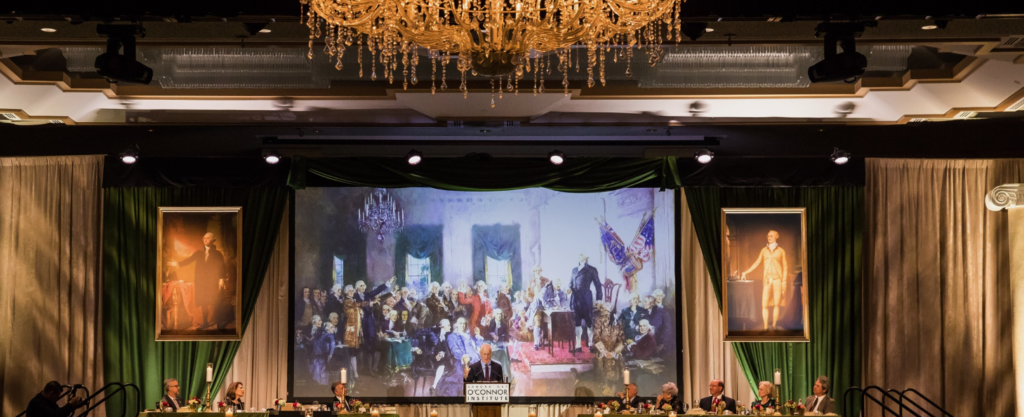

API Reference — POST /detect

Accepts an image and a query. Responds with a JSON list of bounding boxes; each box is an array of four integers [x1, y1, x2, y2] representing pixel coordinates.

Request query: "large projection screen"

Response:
[[290, 187, 677, 401]]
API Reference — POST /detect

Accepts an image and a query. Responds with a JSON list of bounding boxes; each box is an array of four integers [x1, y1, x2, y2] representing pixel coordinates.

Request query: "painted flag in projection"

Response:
[[628, 213, 655, 263]]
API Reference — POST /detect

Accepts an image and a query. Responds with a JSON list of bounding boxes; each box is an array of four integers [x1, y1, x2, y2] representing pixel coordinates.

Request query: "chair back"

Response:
[[603, 278, 621, 309]]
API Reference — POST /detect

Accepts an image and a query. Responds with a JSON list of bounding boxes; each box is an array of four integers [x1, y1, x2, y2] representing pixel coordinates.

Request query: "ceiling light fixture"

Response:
[[303, 0, 683, 100], [921, 20, 947, 30], [831, 148, 851, 165], [40, 28, 57, 33], [681, 22, 709, 41], [259, 28, 272, 34], [243, 23, 271, 36], [406, 150, 423, 166], [548, 150, 565, 165], [119, 149, 138, 164], [95, 24, 154, 84], [263, 150, 282, 164], [694, 149, 714, 164], [705, 27, 715, 33], [808, 22, 869, 83]]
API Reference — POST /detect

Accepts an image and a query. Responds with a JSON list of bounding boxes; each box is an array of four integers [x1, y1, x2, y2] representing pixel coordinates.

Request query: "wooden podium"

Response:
[[464, 382, 510, 417]]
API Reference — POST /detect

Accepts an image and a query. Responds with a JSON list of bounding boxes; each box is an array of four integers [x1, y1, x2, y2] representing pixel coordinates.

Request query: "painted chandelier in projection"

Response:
[[301, 0, 684, 96]]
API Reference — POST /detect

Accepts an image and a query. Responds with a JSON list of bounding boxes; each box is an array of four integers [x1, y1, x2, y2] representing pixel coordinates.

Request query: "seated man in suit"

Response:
[[26, 381, 82, 417], [616, 383, 643, 410], [804, 376, 836, 414], [698, 380, 737, 414], [330, 381, 352, 412], [160, 379, 183, 411], [463, 344, 504, 382]]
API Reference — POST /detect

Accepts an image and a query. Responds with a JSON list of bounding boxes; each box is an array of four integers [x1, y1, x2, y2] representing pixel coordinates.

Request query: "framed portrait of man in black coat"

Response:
[[157, 207, 243, 341]]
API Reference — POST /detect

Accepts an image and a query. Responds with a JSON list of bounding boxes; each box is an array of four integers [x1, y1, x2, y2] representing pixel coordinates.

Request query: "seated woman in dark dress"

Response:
[[751, 381, 776, 410], [224, 381, 245, 411]]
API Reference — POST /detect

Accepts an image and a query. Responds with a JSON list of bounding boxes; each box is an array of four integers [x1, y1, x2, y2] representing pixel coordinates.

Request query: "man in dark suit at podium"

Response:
[[463, 344, 504, 382]]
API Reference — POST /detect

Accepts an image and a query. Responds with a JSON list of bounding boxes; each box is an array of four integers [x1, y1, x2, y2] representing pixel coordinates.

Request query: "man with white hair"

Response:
[[426, 282, 449, 328], [463, 344, 504, 382], [648, 289, 674, 354], [627, 319, 656, 359], [168, 232, 227, 329], [355, 276, 396, 302], [568, 254, 602, 353]]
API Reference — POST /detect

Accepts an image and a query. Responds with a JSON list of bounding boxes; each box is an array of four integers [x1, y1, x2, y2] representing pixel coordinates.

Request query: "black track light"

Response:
[[406, 149, 423, 165]]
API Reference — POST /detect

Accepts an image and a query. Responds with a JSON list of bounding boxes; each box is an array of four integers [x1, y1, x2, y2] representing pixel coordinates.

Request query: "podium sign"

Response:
[[464, 382, 510, 403]]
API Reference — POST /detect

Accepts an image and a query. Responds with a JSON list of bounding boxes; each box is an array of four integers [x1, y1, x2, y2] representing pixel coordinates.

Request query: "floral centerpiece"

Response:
[[610, 401, 621, 412], [218, 401, 226, 411], [275, 399, 287, 411], [160, 401, 170, 411], [642, 403, 652, 413], [661, 404, 673, 412], [794, 405, 805, 416], [186, 397, 200, 412], [351, 399, 366, 412], [752, 404, 763, 416]]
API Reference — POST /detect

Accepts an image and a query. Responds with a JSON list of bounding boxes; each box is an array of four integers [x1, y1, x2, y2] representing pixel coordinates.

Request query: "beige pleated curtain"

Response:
[[218, 202, 291, 406], [678, 192, 754, 406], [864, 159, 1017, 416], [0, 156, 105, 416]]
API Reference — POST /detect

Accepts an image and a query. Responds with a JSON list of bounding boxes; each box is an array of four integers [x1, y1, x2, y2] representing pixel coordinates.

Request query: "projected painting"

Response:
[[291, 188, 676, 400]]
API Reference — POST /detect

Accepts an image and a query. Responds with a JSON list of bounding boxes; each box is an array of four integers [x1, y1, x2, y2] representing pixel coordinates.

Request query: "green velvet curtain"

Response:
[[287, 156, 681, 192], [683, 187, 862, 413], [393, 225, 444, 288], [103, 188, 289, 416]]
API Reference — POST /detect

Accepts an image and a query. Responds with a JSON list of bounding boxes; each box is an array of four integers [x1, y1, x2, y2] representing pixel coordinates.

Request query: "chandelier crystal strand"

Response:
[[301, 0, 683, 98]]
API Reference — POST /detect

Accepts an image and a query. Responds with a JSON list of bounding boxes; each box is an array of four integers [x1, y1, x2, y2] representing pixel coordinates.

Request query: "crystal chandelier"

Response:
[[300, 0, 683, 104], [357, 188, 405, 241]]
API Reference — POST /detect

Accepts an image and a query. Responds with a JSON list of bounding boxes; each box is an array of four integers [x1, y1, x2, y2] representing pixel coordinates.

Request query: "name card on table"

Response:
[[464, 383, 510, 403]]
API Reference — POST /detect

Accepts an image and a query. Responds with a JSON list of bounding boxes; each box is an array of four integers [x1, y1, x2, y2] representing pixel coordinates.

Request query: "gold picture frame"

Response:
[[721, 208, 809, 342], [156, 206, 243, 341]]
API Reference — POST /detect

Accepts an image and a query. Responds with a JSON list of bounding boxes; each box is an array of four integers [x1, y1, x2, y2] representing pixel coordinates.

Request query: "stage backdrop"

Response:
[[291, 187, 677, 400]]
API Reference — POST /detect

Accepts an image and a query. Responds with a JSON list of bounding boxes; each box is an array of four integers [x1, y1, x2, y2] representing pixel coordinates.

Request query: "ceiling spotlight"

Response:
[[548, 150, 565, 165], [705, 27, 715, 33], [40, 28, 57, 33], [119, 149, 138, 164], [406, 149, 423, 165], [681, 22, 709, 41], [808, 22, 868, 83], [921, 20, 947, 30], [263, 150, 281, 165], [694, 149, 714, 164], [242, 22, 270, 36], [831, 148, 851, 165]]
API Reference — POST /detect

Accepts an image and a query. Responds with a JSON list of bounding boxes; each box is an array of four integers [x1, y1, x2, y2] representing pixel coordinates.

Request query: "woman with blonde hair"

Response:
[[751, 381, 776, 410]]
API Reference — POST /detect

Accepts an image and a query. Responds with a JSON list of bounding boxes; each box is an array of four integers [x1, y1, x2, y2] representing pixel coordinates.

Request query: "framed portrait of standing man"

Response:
[[721, 208, 809, 342], [156, 207, 243, 341]]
